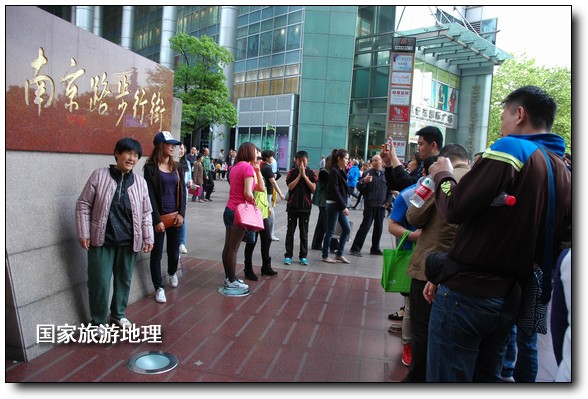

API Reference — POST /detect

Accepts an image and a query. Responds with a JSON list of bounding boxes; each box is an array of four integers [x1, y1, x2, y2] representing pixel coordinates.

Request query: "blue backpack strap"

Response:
[[537, 145, 555, 303]]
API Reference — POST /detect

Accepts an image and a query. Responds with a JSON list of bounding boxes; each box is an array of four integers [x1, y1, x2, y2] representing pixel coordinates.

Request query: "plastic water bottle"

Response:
[[410, 175, 435, 208], [491, 191, 516, 206]]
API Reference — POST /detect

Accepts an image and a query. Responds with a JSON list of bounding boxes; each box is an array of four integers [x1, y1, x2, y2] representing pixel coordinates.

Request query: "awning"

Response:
[[397, 22, 512, 69]]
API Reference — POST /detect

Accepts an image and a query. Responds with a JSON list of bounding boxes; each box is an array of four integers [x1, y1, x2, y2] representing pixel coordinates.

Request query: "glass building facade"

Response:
[[40, 5, 509, 166]]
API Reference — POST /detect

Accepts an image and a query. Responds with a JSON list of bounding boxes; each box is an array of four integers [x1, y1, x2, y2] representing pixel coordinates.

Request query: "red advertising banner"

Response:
[[388, 105, 410, 123]]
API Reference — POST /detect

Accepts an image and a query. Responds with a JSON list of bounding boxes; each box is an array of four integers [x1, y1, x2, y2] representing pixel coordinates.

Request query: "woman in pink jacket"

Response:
[[75, 138, 154, 329]]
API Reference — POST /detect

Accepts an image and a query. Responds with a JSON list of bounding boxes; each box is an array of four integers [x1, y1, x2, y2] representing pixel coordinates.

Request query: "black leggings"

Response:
[[244, 218, 272, 267]]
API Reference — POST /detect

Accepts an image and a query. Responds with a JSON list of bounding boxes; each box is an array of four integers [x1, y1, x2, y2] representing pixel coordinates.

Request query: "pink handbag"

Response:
[[234, 202, 264, 232]]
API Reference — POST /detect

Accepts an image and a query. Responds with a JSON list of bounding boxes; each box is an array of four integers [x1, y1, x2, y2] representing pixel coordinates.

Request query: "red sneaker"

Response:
[[402, 344, 412, 367]]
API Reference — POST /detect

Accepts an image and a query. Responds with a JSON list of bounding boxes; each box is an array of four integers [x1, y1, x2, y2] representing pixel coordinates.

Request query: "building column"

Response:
[[211, 5, 239, 156], [160, 6, 178, 69], [455, 73, 493, 156], [121, 6, 135, 50], [93, 6, 103, 37], [75, 6, 94, 32]]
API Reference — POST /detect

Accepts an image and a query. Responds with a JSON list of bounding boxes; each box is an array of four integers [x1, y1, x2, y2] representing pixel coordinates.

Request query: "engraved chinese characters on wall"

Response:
[[6, 7, 174, 155]]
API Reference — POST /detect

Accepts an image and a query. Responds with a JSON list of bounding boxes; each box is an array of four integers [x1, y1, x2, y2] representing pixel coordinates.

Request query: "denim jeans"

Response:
[[501, 324, 538, 382], [427, 284, 515, 382], [268, 194, 276, 237], [321, 203, 350, 258]]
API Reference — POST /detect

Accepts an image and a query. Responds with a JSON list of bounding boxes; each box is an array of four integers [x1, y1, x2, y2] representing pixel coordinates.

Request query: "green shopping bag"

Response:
[[381, 231, 413, 293]]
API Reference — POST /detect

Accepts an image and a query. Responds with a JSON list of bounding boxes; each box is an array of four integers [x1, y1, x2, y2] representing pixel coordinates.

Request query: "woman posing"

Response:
[[321, 148, 351, 264], [243, 148, 279, 281], [143, 131, 186, 303], [222, 142, 265, 289], [75, 138, 153, 328]]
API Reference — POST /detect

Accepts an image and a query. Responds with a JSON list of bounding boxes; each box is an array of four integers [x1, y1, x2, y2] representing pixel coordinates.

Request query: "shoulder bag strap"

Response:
[[538, 145, 555, 302], [176, 169, 180, 211]]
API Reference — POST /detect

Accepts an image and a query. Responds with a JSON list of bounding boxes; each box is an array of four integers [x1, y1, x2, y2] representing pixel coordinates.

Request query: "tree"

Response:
[[170, 33, 238, 138], [488, 53, 571, 152]]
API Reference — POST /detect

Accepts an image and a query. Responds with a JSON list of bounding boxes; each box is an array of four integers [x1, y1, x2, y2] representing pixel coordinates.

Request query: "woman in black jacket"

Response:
[[321, 148, 351, 264], [143, 132, 186, 304]]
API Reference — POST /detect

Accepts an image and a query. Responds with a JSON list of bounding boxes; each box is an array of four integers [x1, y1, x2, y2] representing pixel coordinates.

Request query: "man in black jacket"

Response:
[[381, 126, 443, 192], [348, 155, 392, 257], [283, 151, 316, 266]]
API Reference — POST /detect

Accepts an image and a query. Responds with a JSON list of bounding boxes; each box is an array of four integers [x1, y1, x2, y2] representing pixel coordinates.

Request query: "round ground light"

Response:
[[127, 351, 179, 375], [217, 287, 250, 297]]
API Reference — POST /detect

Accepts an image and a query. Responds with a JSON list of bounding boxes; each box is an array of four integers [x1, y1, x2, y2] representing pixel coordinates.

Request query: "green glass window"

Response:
[[376, 51, 390, 66], [449, 73, 460, 88], [261, 19, 273, 32], [370, 67, 389, 97], [273, 28, 286, 53], [286, 24, 301, 51], [259, 31, 272, 55], [437, 69, 449, 84], [352, 69, 369, 98], [236, 37, 247, 60], [274, 14, 287, 29], [247, 34, 259, 58], [249, 23, 260, 35], [288, 10, 303, 24], [355, 53, 371, 68]]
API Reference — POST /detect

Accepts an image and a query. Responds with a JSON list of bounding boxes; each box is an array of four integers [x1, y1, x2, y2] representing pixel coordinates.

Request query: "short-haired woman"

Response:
[[75, 137, 154, 328]]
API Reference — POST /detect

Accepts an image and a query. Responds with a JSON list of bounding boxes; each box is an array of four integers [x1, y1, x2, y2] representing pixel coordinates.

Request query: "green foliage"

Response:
[[170, 33, 238, 138], [488, 53, 571, 152]]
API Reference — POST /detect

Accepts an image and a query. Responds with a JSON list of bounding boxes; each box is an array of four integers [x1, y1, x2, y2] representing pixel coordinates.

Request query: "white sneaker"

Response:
[[169, 273, 178, 288], [271, 236, 280, 241], [179, 244, 187, 254], [110, 317, 132, 329], [155, 288, 167, 303], [224, 278, 249, 290]]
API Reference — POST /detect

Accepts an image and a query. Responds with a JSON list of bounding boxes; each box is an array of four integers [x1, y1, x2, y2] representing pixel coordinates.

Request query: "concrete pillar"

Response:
[[75, 6, 94, 32], [121, 6, 135, 50], [160, 6, 178, 69], [211, 6, 239, 157], [93, 6, 103, 37], [455, 73, 493, 156]]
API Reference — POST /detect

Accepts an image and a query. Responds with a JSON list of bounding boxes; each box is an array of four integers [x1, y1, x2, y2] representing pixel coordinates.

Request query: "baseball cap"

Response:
[[153, 131, 181, 146]]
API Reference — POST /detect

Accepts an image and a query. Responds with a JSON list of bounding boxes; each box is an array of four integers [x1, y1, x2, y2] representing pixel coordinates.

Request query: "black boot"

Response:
[[261, 257, 278, 277], [243, 262, 259, 281]]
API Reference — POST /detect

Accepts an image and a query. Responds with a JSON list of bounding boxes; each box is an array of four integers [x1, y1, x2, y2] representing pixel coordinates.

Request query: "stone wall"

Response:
[[5, 6, 180, 361]]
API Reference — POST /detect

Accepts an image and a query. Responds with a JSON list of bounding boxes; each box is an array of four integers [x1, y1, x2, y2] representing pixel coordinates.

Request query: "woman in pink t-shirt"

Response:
[[222, 142, 265, 290]]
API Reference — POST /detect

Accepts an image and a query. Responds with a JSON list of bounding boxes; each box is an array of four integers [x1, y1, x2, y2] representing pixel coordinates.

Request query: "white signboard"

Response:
[[391, 71, 412, 87], [390, 88, 411, 106], [392, 54, 413, 71]]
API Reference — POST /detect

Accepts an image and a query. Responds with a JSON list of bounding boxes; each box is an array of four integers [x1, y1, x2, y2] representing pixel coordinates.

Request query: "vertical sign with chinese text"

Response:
[[386, 36, 416, 162]]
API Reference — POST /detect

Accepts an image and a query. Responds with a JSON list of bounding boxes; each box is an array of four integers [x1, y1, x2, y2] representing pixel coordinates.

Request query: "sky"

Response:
[[483, 5, 572, 68], [395, 5, 573, 69]]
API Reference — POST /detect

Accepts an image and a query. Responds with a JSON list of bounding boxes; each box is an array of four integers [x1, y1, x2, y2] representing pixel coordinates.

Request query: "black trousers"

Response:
[[205, 171, 215, 199], [244, 218, 272, 267], [349, 206, 384, 253], [311, 206, 326, 250], [405, 278, 432, 382], [284, 212, 310, 259]]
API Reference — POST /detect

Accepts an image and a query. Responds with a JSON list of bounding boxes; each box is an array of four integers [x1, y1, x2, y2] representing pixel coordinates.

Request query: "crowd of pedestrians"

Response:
[[75, 85, 571, 382]]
